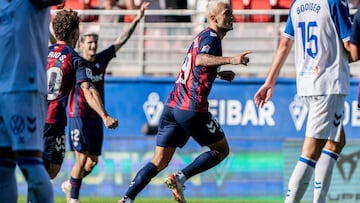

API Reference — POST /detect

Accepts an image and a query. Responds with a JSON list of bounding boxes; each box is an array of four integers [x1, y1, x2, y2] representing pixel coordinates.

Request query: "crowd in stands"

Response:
[[52, 0, 294, 24]]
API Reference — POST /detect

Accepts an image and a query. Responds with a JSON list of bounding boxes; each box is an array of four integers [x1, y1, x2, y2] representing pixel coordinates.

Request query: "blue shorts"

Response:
[[43, 123, 65, 165], [69, 117, 103, 156], [0, 92, 47, 151], [156, 106, 225, 148]]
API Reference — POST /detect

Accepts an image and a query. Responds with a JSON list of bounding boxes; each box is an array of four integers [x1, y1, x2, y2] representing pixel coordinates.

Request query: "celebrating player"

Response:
[[43, 9, 118, 184], [60, 2, 149, 203], [254, 0, 352, 202], [350, 6, 360, 62], [118, 1, 251, 203]]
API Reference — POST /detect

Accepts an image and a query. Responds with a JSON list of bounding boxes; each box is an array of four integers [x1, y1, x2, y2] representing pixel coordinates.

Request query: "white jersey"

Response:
[[283, 0, 352, 96], [0, 0, 50, 94]]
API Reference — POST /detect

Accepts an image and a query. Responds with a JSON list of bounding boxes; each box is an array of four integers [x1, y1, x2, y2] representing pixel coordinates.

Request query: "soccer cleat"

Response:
[[61, 180, 71, 203], [117, 196, 133, 203], [164, 173, 187, 203]]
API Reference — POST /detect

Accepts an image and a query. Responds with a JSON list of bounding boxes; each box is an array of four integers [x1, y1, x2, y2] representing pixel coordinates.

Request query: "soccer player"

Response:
[[60, 2, 149, 203], [43, 9, 118, 183], [118, 1, 251, 203], [0, 0, 62, 203], [350, 7, 360, 62], [254, 0, 352, 202]]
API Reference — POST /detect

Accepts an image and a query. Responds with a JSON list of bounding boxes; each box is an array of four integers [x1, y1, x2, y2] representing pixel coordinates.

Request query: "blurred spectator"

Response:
[[188, 0, 208, 23], [231, 0, 250, 22], [164, 0, 191, 22], [270, 0, 292, 22], [118, 0, 138, 22], [144, 0, 190, 22], [231, 0, 292, 23], [99, 0, 124, 23], [247, 0, 272, 22], [144, 0, 166, 22], [60, 0, 99, 22], [99, 0, 138, 23]]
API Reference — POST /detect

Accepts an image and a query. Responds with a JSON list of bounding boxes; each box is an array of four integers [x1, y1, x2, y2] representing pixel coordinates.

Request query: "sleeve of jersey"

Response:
[[283, 12, 294, 40], [72, 54, 92, 83], [351, 12, 360, 45], [197, 33, 220, 56], [331, 0, 352, 41], [98, 45, 116, 65]]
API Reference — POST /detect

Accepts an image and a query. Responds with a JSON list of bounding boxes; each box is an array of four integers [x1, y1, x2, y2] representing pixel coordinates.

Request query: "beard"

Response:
[[219, 26, 233, 33]]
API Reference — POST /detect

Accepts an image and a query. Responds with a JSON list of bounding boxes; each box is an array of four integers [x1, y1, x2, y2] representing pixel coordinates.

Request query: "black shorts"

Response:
[[43, 123, 65, 165], [156, 106, 225, 148]]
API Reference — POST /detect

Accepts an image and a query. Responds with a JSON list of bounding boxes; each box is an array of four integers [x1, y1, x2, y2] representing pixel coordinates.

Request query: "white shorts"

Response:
[[0, 92, 47, 151], [302, 95, 345, 142]]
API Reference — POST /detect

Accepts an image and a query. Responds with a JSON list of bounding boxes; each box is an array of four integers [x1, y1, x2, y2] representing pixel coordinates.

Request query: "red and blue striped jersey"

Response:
[[68, 45, 116, 118], [46, 44, 92, 126], [165, 27, 222, 112]]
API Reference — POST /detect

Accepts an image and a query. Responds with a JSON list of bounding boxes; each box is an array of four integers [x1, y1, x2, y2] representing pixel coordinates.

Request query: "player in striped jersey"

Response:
[[350, 8, 360, 62], [350, 3, 360, 110], [60, 2, 148, 203], [254, 0, 352, 202], [43, 9, 118, 184], [0, 1, 62, 203], [118, 1, 251, 203]]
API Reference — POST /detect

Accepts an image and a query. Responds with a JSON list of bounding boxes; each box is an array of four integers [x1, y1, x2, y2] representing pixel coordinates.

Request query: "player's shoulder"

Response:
[[198, 28, 220, 44], [200, 27, 218, 38]]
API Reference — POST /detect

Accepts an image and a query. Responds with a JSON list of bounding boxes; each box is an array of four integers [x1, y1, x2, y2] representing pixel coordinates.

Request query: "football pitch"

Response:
[[18, 196, 290, 203]]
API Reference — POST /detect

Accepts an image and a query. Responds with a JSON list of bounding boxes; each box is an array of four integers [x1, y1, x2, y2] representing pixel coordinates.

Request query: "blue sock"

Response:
[[182, 150, 221, 179], [17, 157, 54, 203], [125, 162, 158, 200], [0, 158, 17, 203], [70, 176, 82, 200]]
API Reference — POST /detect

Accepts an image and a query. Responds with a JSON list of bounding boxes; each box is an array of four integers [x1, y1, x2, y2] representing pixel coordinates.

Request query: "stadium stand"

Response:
[[51, 7, 360, 78], [247, 0, 272, 22]]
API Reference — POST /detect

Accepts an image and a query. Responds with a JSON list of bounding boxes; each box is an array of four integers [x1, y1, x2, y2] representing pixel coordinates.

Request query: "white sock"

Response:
[[285, 156, 316, 203], [313, 149, 338, 203]]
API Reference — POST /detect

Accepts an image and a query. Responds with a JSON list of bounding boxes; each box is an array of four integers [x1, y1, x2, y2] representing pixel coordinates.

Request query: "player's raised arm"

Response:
[[113, 1, 150, 51]]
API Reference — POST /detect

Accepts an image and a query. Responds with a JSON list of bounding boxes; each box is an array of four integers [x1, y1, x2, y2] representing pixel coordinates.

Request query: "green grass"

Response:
[[18, 196, 288, 203]]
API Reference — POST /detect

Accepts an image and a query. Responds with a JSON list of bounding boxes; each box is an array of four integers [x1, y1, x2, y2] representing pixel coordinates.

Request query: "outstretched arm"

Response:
[[196, 50, 252, 67], [113, 1, 150, 51]]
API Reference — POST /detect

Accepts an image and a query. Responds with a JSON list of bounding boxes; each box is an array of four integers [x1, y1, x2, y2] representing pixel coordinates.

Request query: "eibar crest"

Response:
[[143, 92, 164, 126], [289, 95, 308, 131]]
